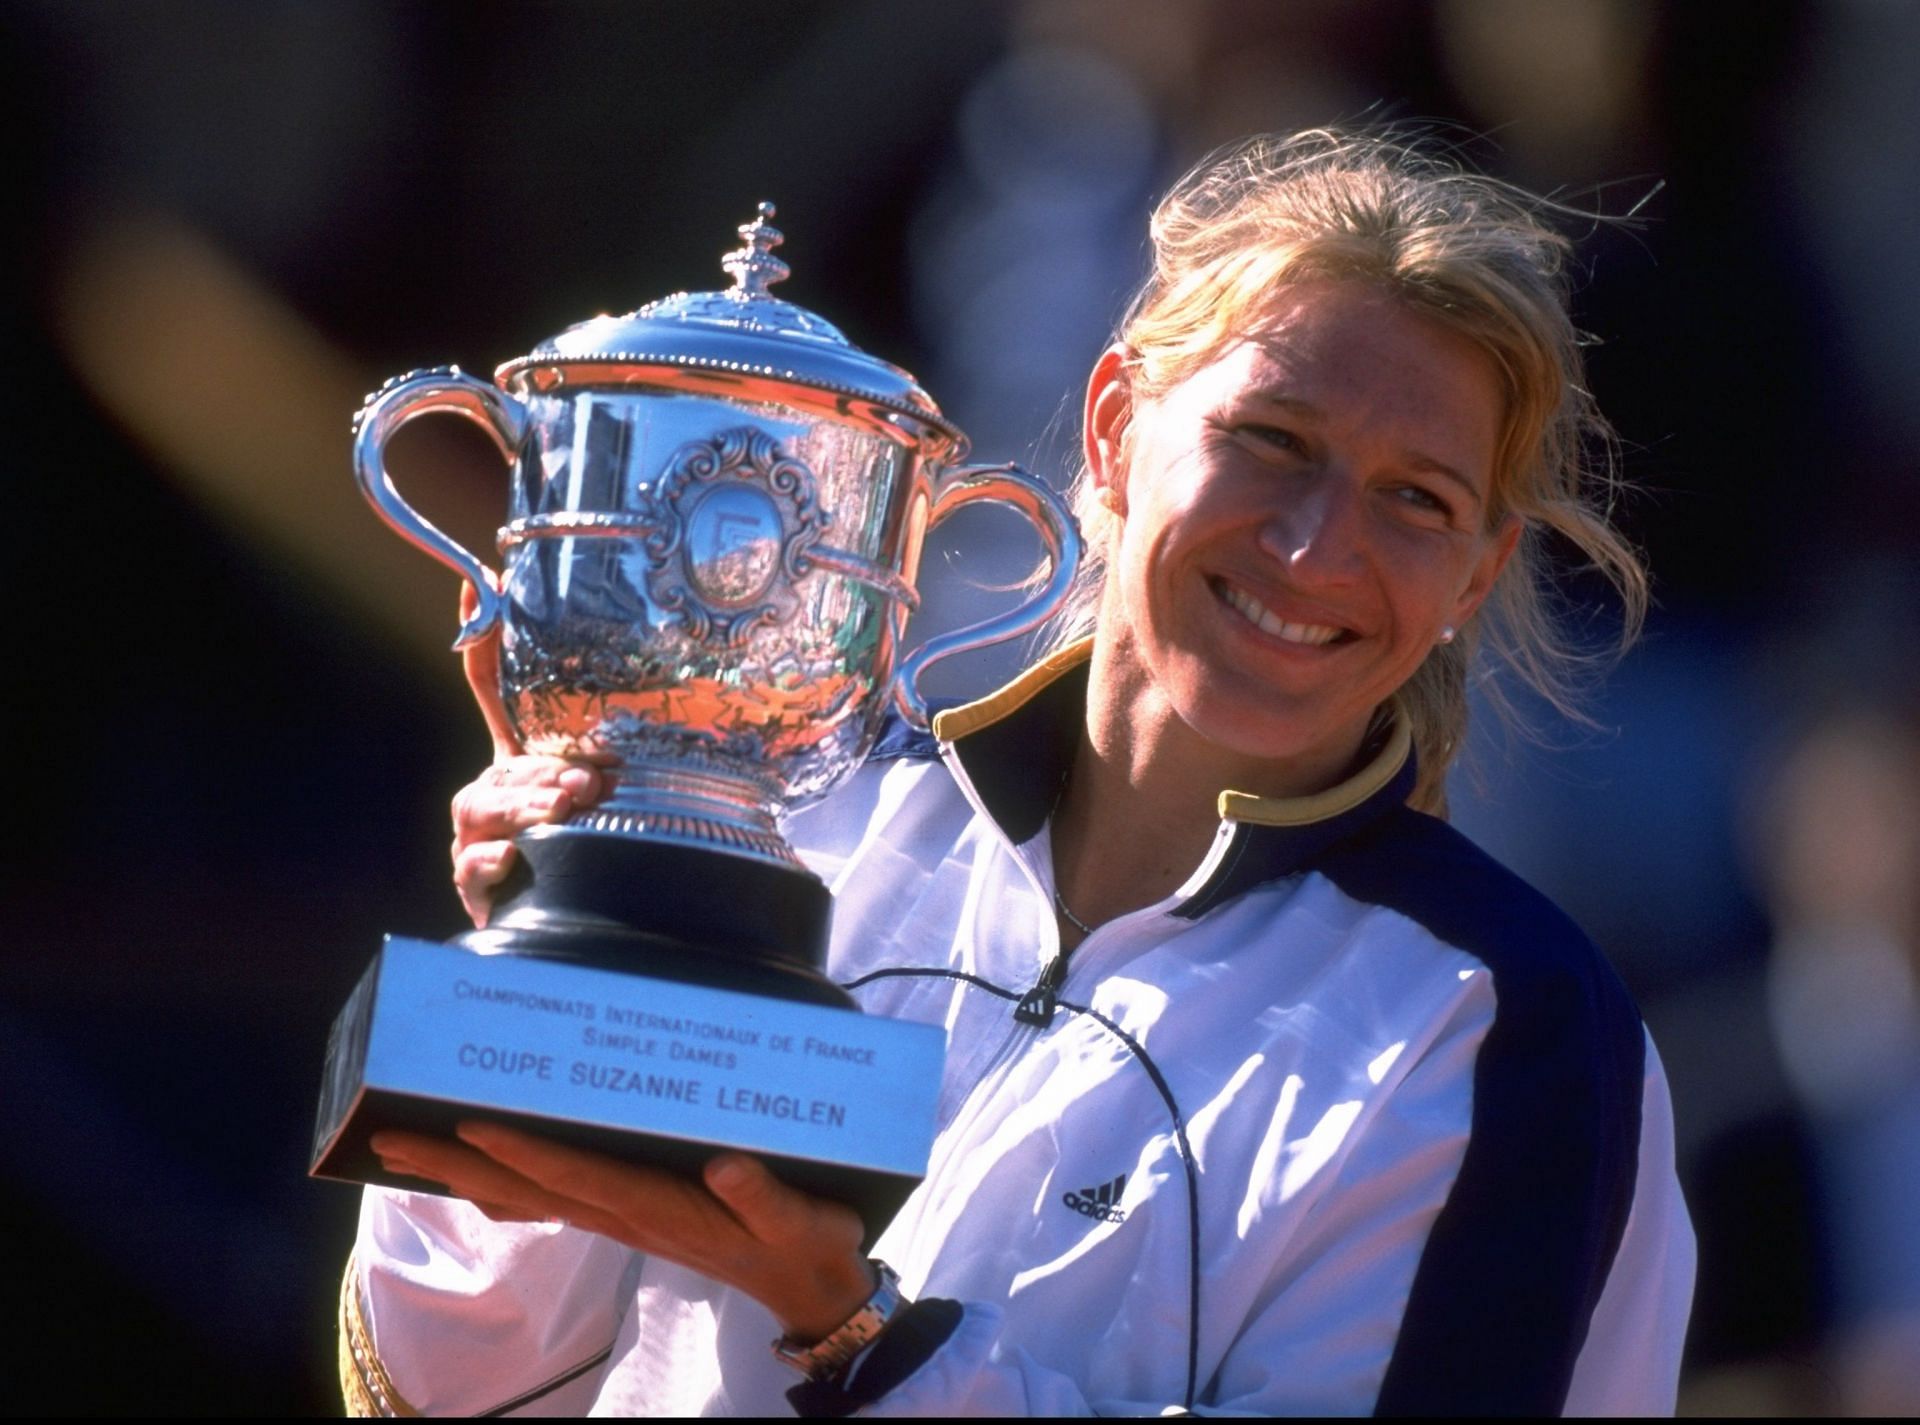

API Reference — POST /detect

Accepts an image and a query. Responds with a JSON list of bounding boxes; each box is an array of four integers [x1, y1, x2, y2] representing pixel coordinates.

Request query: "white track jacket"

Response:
[[342, 643, 1695, 1416]]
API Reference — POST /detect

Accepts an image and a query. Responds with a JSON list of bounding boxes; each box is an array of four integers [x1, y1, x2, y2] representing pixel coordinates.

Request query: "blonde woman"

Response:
[[346, 130, 1694, 1416]]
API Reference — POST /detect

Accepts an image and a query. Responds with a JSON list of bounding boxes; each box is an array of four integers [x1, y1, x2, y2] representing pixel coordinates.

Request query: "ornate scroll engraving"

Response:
[[636, 426, 829, 647]]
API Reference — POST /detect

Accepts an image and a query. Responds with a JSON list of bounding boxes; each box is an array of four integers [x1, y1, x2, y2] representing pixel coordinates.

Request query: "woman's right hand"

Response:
[[450, 577, 604, 928]]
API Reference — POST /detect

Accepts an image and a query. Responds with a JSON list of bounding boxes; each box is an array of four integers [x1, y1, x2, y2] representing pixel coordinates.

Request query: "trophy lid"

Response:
[[496, 203, 963, 449]]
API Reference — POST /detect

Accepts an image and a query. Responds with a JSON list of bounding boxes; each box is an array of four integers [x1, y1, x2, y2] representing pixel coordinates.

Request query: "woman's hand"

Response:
[[449, 758, 602, 925], [449, 577, 604, 927], [370, 1123, 875, 1343]]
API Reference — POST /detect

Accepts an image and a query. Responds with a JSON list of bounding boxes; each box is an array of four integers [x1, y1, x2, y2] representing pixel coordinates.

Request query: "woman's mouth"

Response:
[[1213, 579, 1350, 646]]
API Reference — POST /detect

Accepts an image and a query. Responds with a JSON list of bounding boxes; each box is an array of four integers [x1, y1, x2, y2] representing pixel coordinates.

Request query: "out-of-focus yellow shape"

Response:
[[1437, 0, 1654, 175], [52, 208, 500, 669]]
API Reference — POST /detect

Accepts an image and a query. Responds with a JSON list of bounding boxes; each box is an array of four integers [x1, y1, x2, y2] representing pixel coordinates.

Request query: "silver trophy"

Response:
[[311, 206, 1080, 1235]]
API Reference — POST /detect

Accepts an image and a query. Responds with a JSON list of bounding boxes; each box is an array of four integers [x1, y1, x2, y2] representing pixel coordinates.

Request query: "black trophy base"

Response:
[[465, 828, 850, 1006], [311, 832, 944, 1247]]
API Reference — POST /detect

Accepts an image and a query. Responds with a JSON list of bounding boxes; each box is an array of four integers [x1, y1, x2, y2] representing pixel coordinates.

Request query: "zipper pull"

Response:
[[1014, 952, 1068, 1027]]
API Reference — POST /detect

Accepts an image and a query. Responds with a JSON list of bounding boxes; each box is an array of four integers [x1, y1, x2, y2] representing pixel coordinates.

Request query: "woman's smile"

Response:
[[1211, 576, 1353, 648]]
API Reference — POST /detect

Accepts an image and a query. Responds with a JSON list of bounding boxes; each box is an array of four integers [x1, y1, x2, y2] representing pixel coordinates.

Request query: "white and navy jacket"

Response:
[[343, 642, 1695, 1416]]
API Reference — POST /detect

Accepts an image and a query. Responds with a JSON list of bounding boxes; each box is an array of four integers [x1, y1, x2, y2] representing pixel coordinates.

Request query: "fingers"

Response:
[[448, 759, 602, 926], [703, 1154, 861, 1252], [450, 1122, 733, 1244], [374, 1137, 548, 1224], [371, 1129, 606, 1231], [450, 760, 602, 846], [458, 575, 521, 761], [453, 840, 515, 928], [471, 1201, 547, 1224]]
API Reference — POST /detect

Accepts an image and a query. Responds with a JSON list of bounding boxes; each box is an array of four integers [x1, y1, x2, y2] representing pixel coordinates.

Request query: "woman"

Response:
[[345, 130, 1694, 1416]]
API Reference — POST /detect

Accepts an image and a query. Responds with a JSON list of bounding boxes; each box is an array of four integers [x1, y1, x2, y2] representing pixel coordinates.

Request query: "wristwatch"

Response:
[[770, 1260, 906, 1381]]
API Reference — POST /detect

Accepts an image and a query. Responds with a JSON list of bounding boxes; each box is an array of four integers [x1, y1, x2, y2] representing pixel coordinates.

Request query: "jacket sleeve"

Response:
[[1561, 1035, 1697, 1416], [340, 1186, 640, 1417]]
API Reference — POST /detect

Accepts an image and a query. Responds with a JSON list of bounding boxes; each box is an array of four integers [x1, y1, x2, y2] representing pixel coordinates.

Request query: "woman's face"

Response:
[[1089, 279, 1518, 774]]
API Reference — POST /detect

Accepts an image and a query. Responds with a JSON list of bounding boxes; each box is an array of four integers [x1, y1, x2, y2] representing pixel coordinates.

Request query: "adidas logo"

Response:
[[1061, 1173, 1128, 1224]]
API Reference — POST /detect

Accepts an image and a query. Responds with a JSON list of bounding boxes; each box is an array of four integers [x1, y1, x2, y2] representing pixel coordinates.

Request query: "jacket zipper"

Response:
[[1014, 950, 1069, 1026]]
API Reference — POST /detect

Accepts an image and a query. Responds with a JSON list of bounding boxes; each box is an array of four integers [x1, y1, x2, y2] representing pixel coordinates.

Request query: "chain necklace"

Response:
[[1052, 887, 1096, 936], [1049, 763, 1099, 936]]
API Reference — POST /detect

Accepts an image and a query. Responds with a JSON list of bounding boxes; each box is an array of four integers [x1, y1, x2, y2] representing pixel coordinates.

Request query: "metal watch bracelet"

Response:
[[771, 1260, 906, 1381]]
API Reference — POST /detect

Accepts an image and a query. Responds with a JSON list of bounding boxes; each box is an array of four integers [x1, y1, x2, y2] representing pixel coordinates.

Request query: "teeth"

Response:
[[1219, 583, 1343, 645]]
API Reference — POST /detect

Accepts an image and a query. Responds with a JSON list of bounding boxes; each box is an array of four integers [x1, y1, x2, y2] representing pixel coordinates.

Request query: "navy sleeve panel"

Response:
[[866, 704, 952, 763], [1316, 808, 1646, 1419]]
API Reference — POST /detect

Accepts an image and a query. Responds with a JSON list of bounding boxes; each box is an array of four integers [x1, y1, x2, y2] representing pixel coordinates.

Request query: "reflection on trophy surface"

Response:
[[310, 204, 1081, 1236]]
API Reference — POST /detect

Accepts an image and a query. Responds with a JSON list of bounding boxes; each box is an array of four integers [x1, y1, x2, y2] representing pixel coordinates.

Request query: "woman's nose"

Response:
[[1255, 475, 1367, 584]]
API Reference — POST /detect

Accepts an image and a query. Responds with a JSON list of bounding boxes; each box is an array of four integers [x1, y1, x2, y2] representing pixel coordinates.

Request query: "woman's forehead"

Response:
[[1144, 284, 1506, 484], [1255, 282, 1483, 366], [1187, 288, 1498, 413]]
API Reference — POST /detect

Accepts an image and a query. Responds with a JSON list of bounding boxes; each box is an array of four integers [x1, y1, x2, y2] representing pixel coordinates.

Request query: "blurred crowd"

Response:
[[4, 1, 1917, 1413]]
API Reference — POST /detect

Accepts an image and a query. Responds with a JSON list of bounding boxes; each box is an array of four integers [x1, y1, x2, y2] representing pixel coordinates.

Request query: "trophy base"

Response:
[[312, 839, 943, 1244], [465, 827, 852, 1009], [311, 936, 944, 1246]]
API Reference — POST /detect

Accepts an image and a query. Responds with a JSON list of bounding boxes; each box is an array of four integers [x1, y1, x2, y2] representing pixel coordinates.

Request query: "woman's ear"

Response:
[[1451, 515, 1523, 629], [1084, 345, 1134, 517]]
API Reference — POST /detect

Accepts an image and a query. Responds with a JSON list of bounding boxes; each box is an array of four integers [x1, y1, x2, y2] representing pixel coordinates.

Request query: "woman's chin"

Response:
[[1173, 685, 1377, 785]]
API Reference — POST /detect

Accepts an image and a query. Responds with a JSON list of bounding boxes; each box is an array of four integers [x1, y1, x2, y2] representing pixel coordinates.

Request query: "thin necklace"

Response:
[[1053, 887, 1096, 936], [1049, 765, 1097, 936]]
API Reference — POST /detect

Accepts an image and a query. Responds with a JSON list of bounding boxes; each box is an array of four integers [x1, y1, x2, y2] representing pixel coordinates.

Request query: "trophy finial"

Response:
[[722, 201, 790, 297]]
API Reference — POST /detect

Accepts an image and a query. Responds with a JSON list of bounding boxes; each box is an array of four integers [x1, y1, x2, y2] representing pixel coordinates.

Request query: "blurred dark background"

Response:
[[5, 0, 1918, 1414]]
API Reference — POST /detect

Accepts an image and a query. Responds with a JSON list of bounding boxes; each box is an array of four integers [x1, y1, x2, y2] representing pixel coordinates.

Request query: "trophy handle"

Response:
[[892, 463, 1082, 729], [352, 366, 530, 650]]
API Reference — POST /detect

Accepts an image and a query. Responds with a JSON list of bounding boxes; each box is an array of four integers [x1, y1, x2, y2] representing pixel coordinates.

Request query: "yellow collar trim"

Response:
[[1216, 711, 1412, 827], [932, 637, 1410, 830], [340, 1257, 419, 1416], [930, 636, 1095, 743]]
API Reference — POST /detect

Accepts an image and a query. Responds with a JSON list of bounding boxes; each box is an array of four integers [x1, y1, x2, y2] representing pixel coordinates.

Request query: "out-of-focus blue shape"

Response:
[[1450, 613, 1770, 992]]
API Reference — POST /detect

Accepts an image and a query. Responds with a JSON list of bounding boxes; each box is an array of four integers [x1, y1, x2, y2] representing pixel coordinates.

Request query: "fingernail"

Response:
[[706, 1156, 750, 1192], [557, 766, 596, 798], [454, 1121, 496, 1148]]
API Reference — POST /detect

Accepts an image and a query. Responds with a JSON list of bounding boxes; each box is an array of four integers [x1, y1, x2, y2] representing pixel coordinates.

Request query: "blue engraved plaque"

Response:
[[313, 937, 945, 1238]]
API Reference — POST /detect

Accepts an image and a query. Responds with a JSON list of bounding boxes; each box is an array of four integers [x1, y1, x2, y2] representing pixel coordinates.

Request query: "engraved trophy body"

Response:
[[310, 207, 1080, 1235]]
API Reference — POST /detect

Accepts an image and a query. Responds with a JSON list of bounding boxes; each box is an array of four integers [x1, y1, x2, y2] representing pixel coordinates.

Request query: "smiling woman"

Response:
[[345, 128, 1692, 1418]]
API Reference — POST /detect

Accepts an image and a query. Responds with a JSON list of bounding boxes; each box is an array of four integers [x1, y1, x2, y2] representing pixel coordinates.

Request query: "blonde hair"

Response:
[[1049, 128, 1648, 814]]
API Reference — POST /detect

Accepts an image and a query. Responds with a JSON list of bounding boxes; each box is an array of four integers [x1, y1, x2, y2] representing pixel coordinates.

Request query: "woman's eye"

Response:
[[1394, 485, 1452, 516], [1237, 423, 1300, 452]]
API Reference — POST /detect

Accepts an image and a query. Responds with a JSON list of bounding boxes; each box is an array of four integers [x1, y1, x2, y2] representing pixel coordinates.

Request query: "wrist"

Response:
[[771, 1260, 906, 1381], [778, 1257, 882, 1344]]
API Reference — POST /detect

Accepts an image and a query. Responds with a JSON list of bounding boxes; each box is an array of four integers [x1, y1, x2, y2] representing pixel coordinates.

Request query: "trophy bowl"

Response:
[[310, 205, 1080, 1239]]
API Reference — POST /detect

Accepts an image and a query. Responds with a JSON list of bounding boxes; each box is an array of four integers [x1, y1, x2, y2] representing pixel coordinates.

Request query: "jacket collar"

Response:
[[931, 638, 1418, 914]]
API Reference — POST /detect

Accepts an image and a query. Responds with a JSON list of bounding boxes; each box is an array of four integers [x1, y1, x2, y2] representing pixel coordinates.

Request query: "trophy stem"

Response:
[[563, 759, 802, 870]]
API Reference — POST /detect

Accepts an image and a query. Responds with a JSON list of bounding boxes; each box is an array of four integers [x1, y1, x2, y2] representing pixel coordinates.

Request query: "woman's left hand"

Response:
[[369, 1122, 876, 1342]]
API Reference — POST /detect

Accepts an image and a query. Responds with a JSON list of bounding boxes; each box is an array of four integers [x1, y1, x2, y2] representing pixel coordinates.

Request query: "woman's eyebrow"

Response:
[[1246, 389, 1485, 507], [1245, 391, 1322, 421], [1404, 452, 1484, 505]]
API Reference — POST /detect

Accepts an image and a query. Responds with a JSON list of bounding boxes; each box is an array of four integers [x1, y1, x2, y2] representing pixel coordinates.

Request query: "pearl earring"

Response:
[[1438, 625, 1457, 645]]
